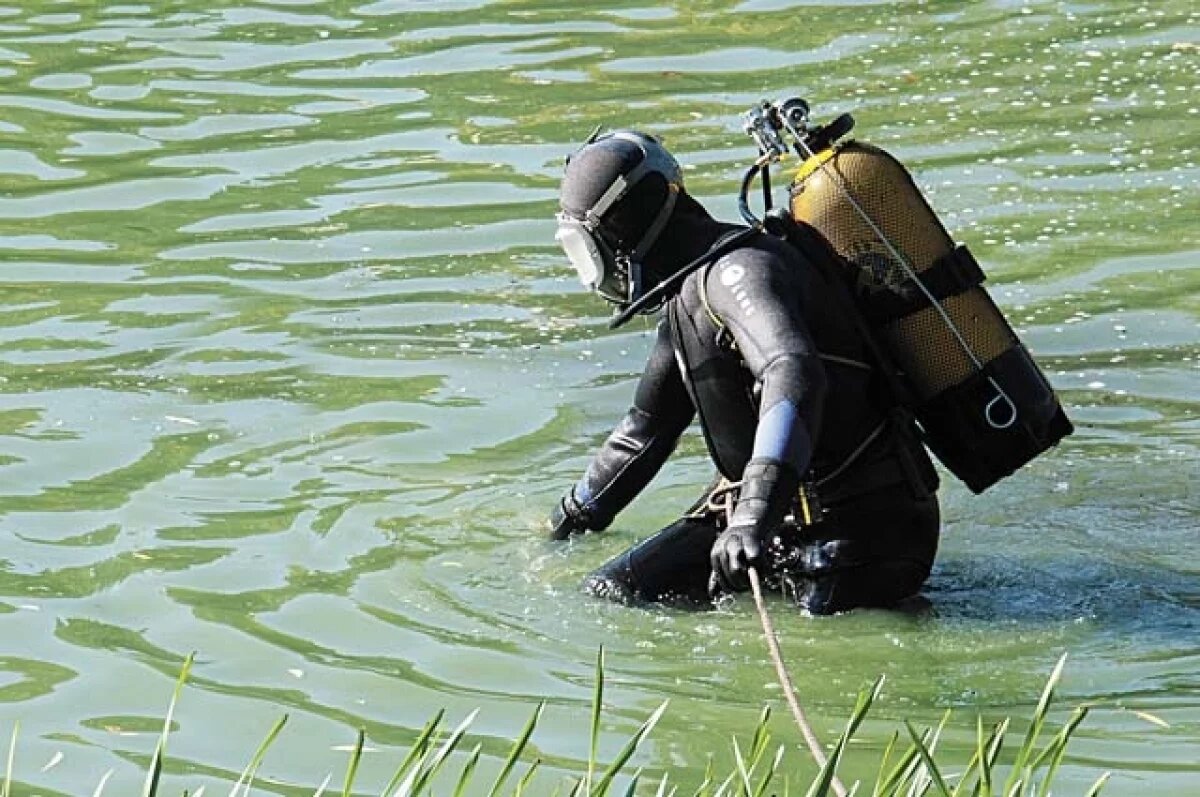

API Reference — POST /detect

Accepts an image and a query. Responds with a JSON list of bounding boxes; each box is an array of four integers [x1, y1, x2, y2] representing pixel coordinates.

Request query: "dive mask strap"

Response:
[[585, 157, 653, 226], [614, 183, 679, 308], [630, 183, 679, 263]]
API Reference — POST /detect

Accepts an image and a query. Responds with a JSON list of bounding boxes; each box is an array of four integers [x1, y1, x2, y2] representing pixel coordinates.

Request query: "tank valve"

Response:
[[743, 101, 789, 161], [777, 97, 811, 135]]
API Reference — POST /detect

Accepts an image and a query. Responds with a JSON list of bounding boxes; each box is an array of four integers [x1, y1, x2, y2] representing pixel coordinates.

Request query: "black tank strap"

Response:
[[859, 244, 987, 323], [813, 420, 888, 489]]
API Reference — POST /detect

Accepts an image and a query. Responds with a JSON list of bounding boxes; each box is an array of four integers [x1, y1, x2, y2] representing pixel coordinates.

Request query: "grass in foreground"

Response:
[[2, 650, 1107, 797]]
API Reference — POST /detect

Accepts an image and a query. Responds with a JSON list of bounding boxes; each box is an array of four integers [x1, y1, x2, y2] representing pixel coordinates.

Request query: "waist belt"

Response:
[[690, 411, 934, 528], [687, 475, 835, 529]]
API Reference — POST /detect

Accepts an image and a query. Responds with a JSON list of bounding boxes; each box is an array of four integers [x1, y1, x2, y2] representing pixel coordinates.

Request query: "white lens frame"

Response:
[[555, 216, 607, 289]]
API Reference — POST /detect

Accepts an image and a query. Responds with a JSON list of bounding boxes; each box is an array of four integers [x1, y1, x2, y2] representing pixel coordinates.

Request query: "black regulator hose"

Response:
[[738, 159, 765, 227], [761, 159, 773, 215], [608, 225, 760, 329]]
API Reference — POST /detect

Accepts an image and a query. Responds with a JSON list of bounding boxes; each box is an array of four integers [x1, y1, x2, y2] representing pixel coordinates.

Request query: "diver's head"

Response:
[[555, 129, 684, 309]]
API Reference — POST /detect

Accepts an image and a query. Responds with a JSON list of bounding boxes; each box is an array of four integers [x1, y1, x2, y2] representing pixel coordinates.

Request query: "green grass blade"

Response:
[[393, 745, 435, 797], [514, 759, 541, 797], [3, 720, 17, 797], [1084, 773, 1110, 797], [979, 718, 1009, 797], [593, 701, 669, 797], [141, 651, 195, 797], [752, 745, 785, 797], [906, 762, 929, 797], [589, 647, 605, 796], [487, 701, 543, 797], [871, 731, 899, 797], [92, 767, 115, 797], [381, 710, 444, 797], [451, 744, 482, 797], [410, 709, 479, 796], [691, 756, 715, 797], [929, 710, 950, 758], [621, 769, 643, 797], [902, 722, 952, 797], [1028, 706, 1088, 773], [712, 772, 736, 797], [655, 772, 671, 797], [1002, 654, 1067, 797], [229, 714, 289, 797], [733, 736, 753, 797], [804, 676, 884, 797], [1033, 707, 1089, 797], [874, 740, 922, 797], [341, 729, 366, 797], [746, 741, 772, 788], [898, 714, 948, 797], [968, 715, 986, 797], [950, 717, 984, 797], [313, 772, 333, 796], [924, 712, 952, 796], [748, 707, 772, 770]]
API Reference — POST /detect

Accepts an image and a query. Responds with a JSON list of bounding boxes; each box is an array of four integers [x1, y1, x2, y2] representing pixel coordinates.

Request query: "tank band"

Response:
[[860, 244, 987, 323]]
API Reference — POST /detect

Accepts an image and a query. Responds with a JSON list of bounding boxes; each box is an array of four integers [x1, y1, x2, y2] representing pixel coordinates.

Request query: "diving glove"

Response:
[[709, 524, 764, 594], [548, 490, 590, 540]]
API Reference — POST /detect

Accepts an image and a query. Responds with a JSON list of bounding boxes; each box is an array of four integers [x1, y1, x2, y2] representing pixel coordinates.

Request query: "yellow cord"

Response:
[[798, 484, 813, 526]]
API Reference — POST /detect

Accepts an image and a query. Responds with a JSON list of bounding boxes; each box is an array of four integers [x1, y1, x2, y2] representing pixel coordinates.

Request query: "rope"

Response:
[[748, 567, 848, 797]]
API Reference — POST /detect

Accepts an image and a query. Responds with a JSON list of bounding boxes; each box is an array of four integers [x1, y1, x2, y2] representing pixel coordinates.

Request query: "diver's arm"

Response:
[[550, 319, 695, 539], [704, 254, 828, 588]]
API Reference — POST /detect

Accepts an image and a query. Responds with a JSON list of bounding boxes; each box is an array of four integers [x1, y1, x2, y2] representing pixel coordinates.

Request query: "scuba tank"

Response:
[[742, 98, 1073, 494]]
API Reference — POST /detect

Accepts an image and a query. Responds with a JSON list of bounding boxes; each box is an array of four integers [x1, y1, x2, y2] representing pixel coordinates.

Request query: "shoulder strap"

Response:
[[697, 262, 735, 350]]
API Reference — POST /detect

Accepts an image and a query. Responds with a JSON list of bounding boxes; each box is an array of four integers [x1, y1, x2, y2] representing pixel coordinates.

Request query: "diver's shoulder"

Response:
[[711, 232, 795, 276]]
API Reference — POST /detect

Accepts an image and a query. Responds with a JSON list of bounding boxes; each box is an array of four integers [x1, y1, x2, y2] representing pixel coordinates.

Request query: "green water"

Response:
[[0, 0, 1197, 794]]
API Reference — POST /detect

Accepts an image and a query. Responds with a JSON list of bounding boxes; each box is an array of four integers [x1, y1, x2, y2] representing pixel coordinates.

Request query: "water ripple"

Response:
[[0, 1, 1196, 795]]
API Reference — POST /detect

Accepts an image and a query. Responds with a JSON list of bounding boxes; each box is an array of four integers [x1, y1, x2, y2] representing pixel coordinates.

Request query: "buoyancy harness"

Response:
[[741, 98, 1073, 494], [673, 233, 938, 526]]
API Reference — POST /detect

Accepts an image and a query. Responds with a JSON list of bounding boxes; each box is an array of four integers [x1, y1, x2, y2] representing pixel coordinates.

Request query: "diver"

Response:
[[546, 130, 941, 614]]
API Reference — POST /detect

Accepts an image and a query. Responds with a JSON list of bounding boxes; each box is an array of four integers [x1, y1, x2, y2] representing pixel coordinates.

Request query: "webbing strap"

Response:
[[814, 420, 888, 488], [859, 244, 987, 323]]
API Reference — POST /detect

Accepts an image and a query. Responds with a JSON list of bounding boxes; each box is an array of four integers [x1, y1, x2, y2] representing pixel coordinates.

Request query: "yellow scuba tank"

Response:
[[747, 98, 1072, 493]]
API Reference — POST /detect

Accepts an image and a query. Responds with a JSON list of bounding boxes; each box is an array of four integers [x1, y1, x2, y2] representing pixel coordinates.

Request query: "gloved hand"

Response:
[[709, 524, 763, 594], [548, 490, 590, 540]]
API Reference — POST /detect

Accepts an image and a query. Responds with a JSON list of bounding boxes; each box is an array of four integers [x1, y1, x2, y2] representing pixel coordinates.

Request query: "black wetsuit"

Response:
[[567, 230, 940, 614]]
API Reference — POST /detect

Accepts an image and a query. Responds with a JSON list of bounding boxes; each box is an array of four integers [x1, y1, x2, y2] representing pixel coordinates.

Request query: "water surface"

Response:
[[0, 1, 1197, 794]]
